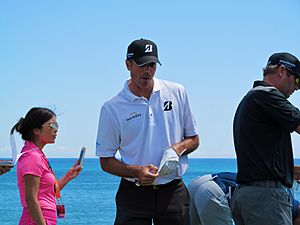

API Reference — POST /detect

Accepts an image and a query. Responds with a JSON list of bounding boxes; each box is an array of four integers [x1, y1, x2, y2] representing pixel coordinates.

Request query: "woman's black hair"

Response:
[[10, 107, 56, 141]]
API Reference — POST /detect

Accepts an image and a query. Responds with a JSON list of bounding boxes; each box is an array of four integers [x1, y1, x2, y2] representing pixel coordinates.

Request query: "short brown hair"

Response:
[[263, 65, 279, 77]]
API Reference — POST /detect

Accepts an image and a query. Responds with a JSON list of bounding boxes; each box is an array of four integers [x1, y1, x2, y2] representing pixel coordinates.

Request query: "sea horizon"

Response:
[[1, 158, 300, 225], [0, 158, 238, 224]]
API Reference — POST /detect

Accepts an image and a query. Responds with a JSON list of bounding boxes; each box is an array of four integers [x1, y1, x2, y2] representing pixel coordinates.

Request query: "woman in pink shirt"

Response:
[[11, 107, 82, 225]]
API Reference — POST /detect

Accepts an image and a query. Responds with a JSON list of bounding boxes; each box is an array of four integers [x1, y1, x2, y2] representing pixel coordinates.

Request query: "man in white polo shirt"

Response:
[[95, 38, 199, 225]]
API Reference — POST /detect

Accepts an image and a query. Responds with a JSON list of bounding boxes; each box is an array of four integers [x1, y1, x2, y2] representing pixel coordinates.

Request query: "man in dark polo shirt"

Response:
[[231, 52, 300, 225]]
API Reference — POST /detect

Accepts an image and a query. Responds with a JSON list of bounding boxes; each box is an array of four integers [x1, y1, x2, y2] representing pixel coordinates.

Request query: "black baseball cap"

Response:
[[267, 52, 300, 77], [126, 38, 161, 66]]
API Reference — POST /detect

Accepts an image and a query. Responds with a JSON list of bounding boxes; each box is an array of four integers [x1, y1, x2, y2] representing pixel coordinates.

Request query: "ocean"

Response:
[[1, 158, 299, 225]]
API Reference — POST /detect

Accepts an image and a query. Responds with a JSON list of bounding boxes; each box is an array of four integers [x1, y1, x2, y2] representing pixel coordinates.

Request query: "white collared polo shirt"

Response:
[[96, 77, 198, 184]]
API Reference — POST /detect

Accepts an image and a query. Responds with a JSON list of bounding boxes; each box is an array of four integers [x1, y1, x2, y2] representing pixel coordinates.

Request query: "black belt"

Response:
[[239, 180, 287, 188], [121, 178, 182, 190]]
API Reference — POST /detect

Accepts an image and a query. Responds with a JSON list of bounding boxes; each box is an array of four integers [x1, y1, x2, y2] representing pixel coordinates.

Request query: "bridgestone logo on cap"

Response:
[[145, 44, 153, 53]]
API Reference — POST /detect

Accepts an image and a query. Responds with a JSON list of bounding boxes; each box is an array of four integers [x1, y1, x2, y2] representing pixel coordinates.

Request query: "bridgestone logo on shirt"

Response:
[[163, 101, 173, 111]]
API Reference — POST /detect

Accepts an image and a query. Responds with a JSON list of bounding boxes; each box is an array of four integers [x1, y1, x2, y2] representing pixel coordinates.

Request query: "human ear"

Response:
[[125, 60, 132, 71], [32, 128, 40, 136], [277, 65, 286, 78]]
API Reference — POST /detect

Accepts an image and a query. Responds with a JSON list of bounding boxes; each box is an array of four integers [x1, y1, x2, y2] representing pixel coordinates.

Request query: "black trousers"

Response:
[[114, 178, 190, 225]]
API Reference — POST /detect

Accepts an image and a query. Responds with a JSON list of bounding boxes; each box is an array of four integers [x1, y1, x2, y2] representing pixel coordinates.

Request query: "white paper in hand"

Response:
[[10, 134, 18, 164], [158, 147, 179, 177], [10, 133, 24, 164]]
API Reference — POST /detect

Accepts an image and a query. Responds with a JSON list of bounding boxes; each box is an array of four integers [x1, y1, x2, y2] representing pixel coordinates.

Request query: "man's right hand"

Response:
[[136, 164, 159, 186]]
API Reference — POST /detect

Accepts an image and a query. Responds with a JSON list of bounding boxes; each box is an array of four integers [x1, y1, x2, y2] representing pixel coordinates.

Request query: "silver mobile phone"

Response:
[[77, 147, 86, 166]]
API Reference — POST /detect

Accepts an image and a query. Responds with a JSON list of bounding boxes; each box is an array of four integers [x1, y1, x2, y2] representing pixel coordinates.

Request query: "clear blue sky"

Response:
[[1, 0, 300, 158]]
